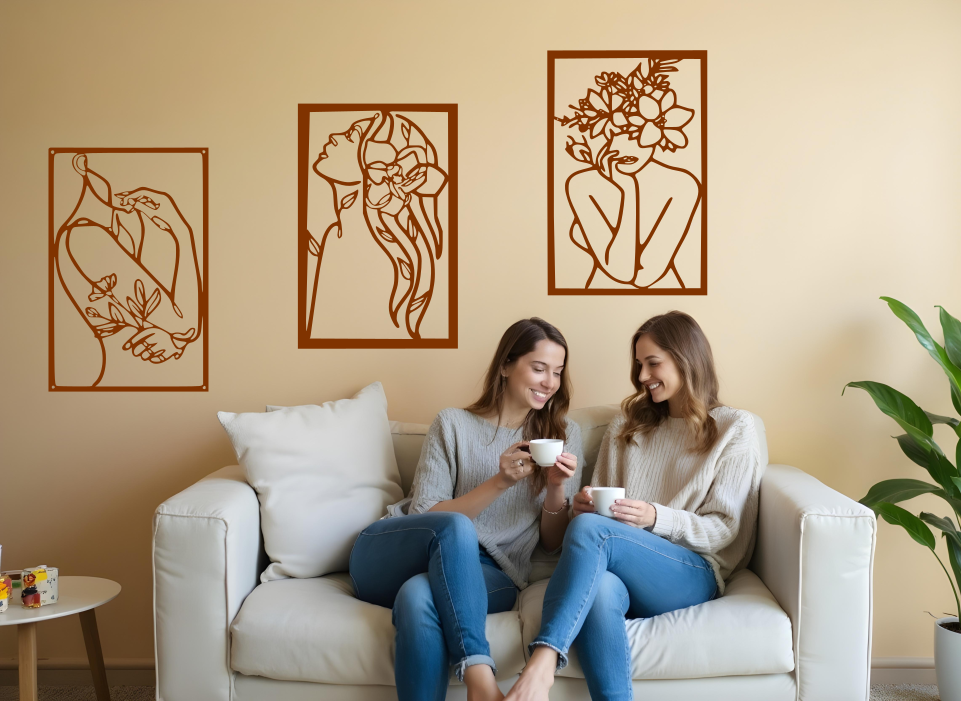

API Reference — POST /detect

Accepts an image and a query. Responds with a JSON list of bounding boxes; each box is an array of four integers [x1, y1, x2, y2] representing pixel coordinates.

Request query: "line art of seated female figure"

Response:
[[54, 153, 203, 387], [307, 110, 448, 340], [556, 59, 702, 289]]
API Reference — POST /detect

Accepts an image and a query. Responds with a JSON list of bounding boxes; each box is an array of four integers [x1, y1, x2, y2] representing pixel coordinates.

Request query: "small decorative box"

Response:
[[0, 576, 11, 613], [20, 566, 59, 608], [1, 571, 22, 602]]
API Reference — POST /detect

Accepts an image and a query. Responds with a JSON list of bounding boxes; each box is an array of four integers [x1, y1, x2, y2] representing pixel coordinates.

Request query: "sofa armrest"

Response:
[[153, 465, 263, 701], [750, 464, 876, 701]]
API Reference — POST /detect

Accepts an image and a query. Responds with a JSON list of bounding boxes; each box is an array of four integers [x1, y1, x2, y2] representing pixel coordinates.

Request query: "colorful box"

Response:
[[0, 576, 10, 613], [20, 566, 59, 608], [1, 571, 22, 602]]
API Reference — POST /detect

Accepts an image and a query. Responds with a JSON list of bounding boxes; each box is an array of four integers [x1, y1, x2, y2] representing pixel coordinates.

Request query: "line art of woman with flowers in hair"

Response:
[[53, 152, 203, 388], [308, 111, 448, 340], [556, 58, 702, 290]]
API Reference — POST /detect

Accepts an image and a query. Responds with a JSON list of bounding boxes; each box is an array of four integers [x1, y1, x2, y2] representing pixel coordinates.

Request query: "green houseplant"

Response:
[[844, 297, 961, 700]]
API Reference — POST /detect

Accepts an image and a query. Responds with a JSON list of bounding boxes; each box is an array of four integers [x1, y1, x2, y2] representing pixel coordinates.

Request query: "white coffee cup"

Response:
[[590, 487, 626, 518], [529, 439, 564, 467]]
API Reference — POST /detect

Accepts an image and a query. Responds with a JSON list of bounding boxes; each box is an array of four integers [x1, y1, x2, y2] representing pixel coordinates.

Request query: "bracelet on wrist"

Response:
[[543, 498, 569, 515]]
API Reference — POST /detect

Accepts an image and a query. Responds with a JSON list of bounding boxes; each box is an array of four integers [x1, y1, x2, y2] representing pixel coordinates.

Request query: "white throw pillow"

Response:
[[218, 382, 403, 582]]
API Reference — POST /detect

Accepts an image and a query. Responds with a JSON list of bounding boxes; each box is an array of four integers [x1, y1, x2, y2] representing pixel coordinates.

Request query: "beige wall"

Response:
[[2, 0, 960, 666]]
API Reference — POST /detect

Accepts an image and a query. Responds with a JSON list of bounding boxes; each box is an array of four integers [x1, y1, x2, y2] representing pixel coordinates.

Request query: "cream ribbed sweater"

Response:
[[591, 407, 762, 594]]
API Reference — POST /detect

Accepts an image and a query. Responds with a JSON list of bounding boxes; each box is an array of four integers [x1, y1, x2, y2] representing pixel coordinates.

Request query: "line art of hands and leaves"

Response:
[[300, 105, 455, 347], [550, 53, 706, 293], [51, 150, 206, 390]]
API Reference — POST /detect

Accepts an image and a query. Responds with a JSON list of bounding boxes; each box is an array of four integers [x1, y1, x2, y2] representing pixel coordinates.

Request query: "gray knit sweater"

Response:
[[403, 408, 585, 589], [591, 407, 762, 595]]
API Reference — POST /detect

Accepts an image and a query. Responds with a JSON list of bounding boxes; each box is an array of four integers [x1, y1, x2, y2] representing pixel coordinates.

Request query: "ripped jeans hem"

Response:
[[453, 654, 497, 682], [528, 641, 568, 672]]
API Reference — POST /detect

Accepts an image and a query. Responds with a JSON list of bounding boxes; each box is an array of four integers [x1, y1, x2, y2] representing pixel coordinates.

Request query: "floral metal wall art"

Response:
[[549, 51, 707, 294], [299, 104, 457, 348], [49, 149, 207, 391]]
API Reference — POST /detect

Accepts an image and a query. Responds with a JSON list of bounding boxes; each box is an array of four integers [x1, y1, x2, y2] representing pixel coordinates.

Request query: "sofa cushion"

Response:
[[389, 420, 429, 497], [219, 382, 404, 581], [519, 568, 794, 680], [230, 574, 526, 685]]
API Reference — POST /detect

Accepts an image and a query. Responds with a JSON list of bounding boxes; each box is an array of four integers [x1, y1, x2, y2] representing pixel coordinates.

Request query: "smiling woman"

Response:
[[347, 317, 585, 701], [506, 311, 762, 701]]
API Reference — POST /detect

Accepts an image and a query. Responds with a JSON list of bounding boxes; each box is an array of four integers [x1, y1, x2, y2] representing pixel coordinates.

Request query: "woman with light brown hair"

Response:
[[507, 311, 762, 701], [349, 318, 585, 701]]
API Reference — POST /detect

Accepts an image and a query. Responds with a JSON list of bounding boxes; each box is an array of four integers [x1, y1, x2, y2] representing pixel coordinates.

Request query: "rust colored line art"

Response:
[[298, 104, 457, 349], [48, 149, 208, 391], [548, 52, 707, 295]]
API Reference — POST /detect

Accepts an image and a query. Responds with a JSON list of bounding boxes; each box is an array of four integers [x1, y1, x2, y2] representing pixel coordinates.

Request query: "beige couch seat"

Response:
[[520, 568, 794, 681], [230, 563, 793, 687], [230, 573, 526, 685]]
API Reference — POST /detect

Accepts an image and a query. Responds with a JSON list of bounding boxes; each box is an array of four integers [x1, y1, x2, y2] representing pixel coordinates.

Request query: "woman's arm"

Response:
[[538, 459, 575, 553], [539, 421, 586, 551], [430, 440, 535, 519], [649, 448, 760, 553], [428, 475, 513, 520], [409, 413, 533, 520]]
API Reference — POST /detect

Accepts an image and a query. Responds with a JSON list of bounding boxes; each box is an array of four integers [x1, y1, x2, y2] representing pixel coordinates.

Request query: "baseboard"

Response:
[[870, 657, 936, 685], [0, 657, 155, 686], [0, 656, 938, 688]]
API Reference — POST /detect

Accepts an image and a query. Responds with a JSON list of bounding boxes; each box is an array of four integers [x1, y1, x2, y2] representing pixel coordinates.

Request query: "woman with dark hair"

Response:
[[349, 318, 585, 701], [507, 311, 762, 701]]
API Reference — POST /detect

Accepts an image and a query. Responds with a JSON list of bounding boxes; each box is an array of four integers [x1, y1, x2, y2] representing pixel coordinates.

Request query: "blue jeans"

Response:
[[349, 511, 518, 701], [531, 514, 717, 701]]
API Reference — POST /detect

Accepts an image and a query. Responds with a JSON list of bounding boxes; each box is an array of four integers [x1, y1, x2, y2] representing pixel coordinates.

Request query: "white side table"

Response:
[[0, 576, 121, 701]]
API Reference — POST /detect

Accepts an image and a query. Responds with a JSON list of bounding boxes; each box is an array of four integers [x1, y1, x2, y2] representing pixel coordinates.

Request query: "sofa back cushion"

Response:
[[391, 406, 768, 497], [220, 382, 404, 581]]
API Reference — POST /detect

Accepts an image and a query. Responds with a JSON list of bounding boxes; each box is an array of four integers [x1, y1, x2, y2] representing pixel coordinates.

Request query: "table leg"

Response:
[[79, 609, 111, 701], [18, 622, 38, 701]]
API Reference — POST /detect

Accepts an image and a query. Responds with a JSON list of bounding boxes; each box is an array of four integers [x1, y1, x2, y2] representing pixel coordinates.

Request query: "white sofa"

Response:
[[153, 405, 876, 701]]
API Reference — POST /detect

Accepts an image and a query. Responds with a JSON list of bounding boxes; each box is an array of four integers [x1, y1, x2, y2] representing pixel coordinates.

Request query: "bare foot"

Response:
[[504, 647, 557, 701], [464, 663, 504, 701]]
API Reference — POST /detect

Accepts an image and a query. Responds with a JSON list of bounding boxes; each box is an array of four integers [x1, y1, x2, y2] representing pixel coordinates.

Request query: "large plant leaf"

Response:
[[940, 490, 961, 516], [953, 476, 961, 494], [927, 451, 961, 494], [919, 512, 961, 547], [924, 510, 961, 600], [939, 306, 961, 371], [882, 297, 961, 415], [860, 479, 943, 512], [948, 538, 961, 607], [926, 512, 961, 610], [897, 434, 931, 468], [877, 503, 936, 549], [844, 381, 941, 456], [954, 440, 961, 488], [926, 411, 960, 428]]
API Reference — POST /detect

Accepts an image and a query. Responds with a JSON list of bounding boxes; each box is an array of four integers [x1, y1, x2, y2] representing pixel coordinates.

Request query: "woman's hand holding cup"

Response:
[[545, 452, 577, 488], [610, 498, 657, 528], [496, 441, 533, 489], [572, 486, 596, 517]]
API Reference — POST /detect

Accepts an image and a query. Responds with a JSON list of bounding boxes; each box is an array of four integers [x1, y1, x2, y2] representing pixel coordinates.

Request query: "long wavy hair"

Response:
[[619, 311, 721, 454], [465, 318, 572, 494]]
